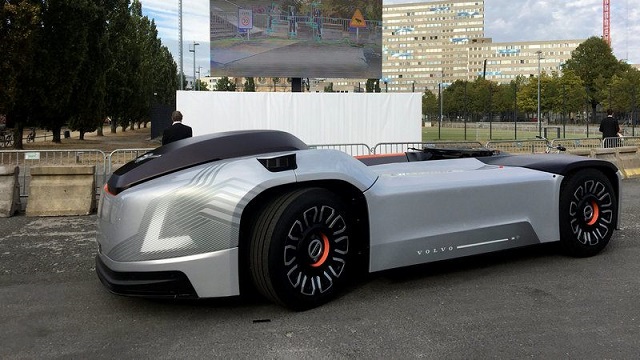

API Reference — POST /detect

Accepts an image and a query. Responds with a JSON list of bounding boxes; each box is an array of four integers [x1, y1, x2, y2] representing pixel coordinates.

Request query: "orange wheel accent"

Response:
[[586, 200, 599, 226], [310, 233, 330, 268]]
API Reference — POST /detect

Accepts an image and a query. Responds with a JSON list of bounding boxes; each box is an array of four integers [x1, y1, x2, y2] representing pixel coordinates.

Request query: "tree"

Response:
[[0, 1, 39, 116], [1, 0, 41, 149], [69, 0, 110, 140], [105, 0, 135, 133], [564, 70, 586, 122], [550, 69, 584, 124], [468, 77, 493, 120], [321, 0, 381, 22], [214, 77, 237, 91], [564, 36, 624, 121], [29, 0, 98, 143], [606, 68, 640, 122], [517, 75, 537, 116], [195, 79, 209, 91], [422, 90, 438, 121], [494, 83, 517, 120], [2, 0, 176, 144], [103, 0, 176, 133], [243, 77, 256, 92], [442, 80, 473, 120], [366, 79, 380, 93]]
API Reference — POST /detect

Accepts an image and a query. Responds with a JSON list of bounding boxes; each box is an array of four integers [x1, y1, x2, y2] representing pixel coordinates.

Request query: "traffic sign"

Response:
[[349, 9, 366, 28], [238, 8, 253, 29]]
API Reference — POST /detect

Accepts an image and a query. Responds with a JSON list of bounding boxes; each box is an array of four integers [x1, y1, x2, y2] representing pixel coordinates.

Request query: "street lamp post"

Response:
[[439, 82, 443, 140], [196, 66, 202, 91], [536, 50, 542, 136], [513, 81, 518, 139], [563, 83, 566, 138], [189, 41, 199, 90]]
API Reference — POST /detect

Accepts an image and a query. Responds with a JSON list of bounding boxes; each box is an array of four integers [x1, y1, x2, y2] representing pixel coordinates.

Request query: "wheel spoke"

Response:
[[320, 206, 335, 225], [303, 207, 318, 227], [288, 220, 304, 241], [287, 265, 301, 288], [329, 215, 346, 235]]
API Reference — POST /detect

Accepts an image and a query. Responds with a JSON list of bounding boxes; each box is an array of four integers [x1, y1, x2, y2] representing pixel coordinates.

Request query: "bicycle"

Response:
[[26, 128, 36, 143], [536, 135, 566, 154], [0, 129, 14, 148]]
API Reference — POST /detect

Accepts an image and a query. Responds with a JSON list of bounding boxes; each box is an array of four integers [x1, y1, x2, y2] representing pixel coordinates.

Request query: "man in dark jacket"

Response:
[[162, 111, 193, 145], [599, 109, 619, 148]]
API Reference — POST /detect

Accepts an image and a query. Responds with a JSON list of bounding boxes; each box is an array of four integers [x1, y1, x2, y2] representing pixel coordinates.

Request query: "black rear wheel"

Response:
[[559, 169, 617, 257], [249, 188, 351, 310]]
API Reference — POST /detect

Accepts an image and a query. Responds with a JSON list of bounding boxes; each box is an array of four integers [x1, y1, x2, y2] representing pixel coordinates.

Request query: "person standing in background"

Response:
[[162, 110, 192, 145], [599, 109, 619, 148]]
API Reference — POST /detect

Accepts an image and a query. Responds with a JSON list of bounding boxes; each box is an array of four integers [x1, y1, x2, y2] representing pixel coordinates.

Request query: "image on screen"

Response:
[[210, 0, 382, 79]]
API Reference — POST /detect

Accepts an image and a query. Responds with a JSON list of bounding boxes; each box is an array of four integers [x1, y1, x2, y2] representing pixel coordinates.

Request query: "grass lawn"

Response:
[[422, 123, 601, 143]]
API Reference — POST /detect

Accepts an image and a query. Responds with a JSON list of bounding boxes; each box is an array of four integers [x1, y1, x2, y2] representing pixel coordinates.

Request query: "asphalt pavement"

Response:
[[1, 179, 639, 359]]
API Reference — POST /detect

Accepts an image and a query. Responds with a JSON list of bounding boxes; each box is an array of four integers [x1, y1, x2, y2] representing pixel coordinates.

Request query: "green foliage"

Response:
[[195, 79, 209, 91], [564, 37, 622, 91], [564, 36, 623, 118], [283, 0, 381, 21], [604, 68, 640, 116], [243, 77, 256, 92], [2, 0, 177, 145], [422, 90, 438, 120], [365, 79, 380, 93], [321, 0, 382, 21], [214, 77, 237, 91], [0, 1, 40, 117]]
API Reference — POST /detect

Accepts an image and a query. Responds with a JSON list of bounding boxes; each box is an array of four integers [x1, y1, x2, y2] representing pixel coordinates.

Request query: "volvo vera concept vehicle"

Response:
[[96, 130, 621, 310]]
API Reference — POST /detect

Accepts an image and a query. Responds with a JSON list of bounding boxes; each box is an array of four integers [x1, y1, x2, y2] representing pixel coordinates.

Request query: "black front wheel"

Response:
[[249, 188, 351, 310], [559, 169, 617, 257]]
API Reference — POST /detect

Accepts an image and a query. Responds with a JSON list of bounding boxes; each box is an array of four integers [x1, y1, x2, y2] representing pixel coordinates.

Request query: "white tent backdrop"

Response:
[[177, 91, 421, 147]]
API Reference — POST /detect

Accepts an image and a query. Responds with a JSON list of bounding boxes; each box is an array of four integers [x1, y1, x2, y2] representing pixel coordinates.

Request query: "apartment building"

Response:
[[383, 0, 583, 93]]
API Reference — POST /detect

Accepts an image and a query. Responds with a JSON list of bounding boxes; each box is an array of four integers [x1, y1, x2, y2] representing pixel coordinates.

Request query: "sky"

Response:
[[139, 0, 639, 78]]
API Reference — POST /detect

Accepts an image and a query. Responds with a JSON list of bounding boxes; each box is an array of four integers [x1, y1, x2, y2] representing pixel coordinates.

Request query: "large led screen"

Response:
[[210, 0, 382, 79]]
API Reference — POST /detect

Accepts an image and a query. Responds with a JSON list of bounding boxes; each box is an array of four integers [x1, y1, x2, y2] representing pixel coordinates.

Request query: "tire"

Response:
[[249, 188, 351, 310], [559, 169, 617, 257]]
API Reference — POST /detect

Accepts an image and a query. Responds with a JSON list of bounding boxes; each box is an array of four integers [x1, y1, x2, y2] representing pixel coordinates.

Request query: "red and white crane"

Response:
[[603, 0, 611, 45]]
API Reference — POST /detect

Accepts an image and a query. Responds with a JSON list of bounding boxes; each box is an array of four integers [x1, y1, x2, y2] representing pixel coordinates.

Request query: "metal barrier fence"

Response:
[[4, 137, 640, 200], [372, 141, 485, 155], [485, 139, 550, 154], [550, 138, 603, 151], [0, 149, 107, 197], [603, 136, 640, 148], [308, 143, 371, 156]]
